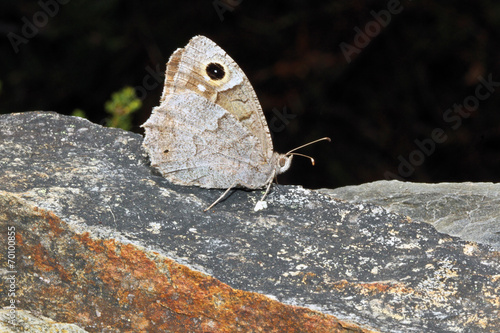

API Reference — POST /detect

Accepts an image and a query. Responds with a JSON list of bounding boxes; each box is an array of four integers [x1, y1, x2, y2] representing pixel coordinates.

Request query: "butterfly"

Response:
[[142, 36, 329, 210]]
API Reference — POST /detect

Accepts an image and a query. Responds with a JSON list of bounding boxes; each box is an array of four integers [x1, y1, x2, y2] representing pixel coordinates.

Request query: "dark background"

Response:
[[2, 0, 499, 189]]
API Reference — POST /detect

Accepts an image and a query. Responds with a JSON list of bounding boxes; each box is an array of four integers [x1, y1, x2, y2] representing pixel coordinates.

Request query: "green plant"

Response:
[[71, 108, 87, 118], [105, 87, 141, 130]]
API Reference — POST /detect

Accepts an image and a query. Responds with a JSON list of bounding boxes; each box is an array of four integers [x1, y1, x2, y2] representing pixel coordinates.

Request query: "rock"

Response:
[[0, 309, 88, 332], [0, 111, 498, 332], [318, 181, 500, 250]]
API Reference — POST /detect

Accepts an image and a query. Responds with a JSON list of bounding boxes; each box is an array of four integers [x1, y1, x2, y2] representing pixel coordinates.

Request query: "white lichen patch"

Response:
[[146, 222, 162, 234], [254, 200, 268, 211]]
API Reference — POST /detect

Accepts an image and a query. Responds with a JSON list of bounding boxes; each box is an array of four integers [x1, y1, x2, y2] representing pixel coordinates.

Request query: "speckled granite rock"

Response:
[[318, 181, 500, 250], [0, 111, 499, 332], [0, 309, 88, 332]]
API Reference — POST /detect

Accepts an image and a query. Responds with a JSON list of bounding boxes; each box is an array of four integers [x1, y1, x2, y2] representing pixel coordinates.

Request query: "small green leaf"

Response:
[[104, 86, 142, 130], [71, 109, 87, 118]]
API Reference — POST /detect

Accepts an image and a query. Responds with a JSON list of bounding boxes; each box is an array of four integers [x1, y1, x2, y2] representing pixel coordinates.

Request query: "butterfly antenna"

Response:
[[288, 153, 316, 165], [285, 137, 331, 155]]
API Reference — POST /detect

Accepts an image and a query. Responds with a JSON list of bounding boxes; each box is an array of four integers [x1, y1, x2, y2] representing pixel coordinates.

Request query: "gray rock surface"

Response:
[[318, 181, 500, 250], [1, 111, 499, 332]]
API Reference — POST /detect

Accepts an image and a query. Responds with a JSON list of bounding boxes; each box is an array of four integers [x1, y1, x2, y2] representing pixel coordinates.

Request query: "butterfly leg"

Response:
[[204, 170, 276, 211], [253, 170, 276, 211], [259, 176, 274, 203], [203, 180, 238, 212]]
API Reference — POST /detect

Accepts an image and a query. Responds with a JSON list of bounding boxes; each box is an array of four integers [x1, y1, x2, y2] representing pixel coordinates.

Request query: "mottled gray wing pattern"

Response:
[[142, 93, 275, 189]]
